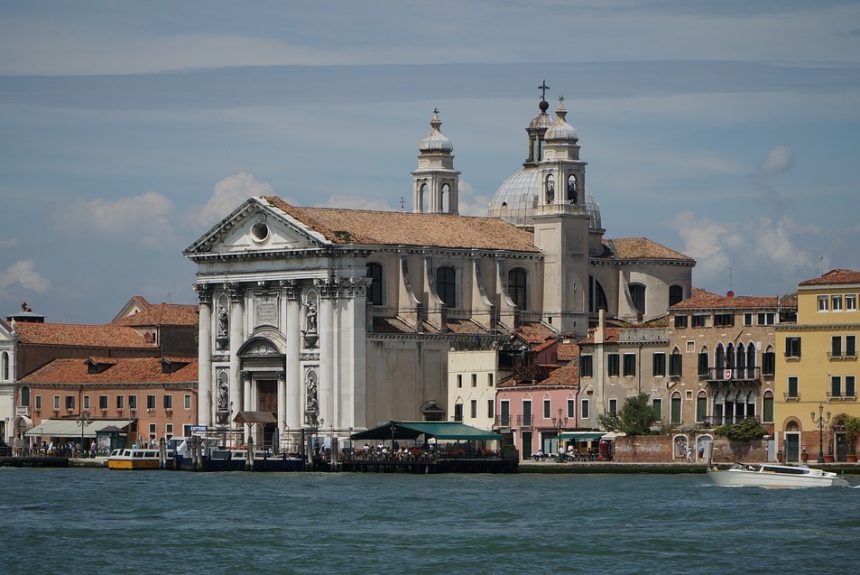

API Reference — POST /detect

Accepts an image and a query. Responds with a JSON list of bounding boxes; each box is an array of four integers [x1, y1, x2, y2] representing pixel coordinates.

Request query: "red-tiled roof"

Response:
[[264, 197, 541, 253], [580, 326, 622, 345], [557, 341, 580, 361], [671, 292, 796, 311], [12, 323, 156, 348], [515, 322, 556, 344], [799, 269, 860, 287], [20, 357, 198, 385], [605, 238, 693, 262], [112, 303, 198, 327], [541, 361, 580, 387]]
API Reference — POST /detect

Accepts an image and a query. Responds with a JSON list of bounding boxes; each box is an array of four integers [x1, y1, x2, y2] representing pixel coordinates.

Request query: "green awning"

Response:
[[350, 421, 501, 441], [559, 431, 606, 441]]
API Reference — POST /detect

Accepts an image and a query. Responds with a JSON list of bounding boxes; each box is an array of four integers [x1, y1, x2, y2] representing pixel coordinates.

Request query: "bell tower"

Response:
[[412, 109, 460, 214]]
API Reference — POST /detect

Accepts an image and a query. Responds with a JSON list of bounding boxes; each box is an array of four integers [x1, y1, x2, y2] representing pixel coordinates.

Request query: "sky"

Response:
[[1, 0, 859, 323]]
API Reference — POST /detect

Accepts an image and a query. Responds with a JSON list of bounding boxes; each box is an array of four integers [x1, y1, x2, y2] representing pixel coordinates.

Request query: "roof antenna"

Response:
[[728, 264, 733, 293], [818, 255, 825, 276], [400, 196, 406, 212]]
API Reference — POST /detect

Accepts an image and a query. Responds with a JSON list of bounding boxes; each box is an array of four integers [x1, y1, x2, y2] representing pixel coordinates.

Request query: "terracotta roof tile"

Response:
[[605, 237, 693, 262], [264, 197, 541, 253], [557, 341, 580, 361], [542, 362, 580, 387], [20, 357, 198, 385], [13, 323, 156, 348], [112, 303, 198, 327], [799, 268, 860, 286], [671, 292, 796, 311], [515, 322, 556, 344]]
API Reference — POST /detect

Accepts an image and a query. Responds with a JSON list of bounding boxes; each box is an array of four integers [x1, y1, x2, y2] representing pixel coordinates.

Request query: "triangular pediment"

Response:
[[184, 197, 330, 256]]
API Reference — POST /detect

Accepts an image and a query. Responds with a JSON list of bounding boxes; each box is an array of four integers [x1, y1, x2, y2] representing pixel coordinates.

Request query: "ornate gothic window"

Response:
[[436, 266, 456, 308], [508, 268, 527, 309], [366, 263, 383, 306]]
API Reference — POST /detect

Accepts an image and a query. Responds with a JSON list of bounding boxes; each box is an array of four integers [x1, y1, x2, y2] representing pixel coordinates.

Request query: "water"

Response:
[[1, 468, 857, 574]]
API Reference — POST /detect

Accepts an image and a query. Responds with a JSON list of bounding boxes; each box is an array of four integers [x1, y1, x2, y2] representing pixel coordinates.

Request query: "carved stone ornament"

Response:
[[305, 370, 319, 426]]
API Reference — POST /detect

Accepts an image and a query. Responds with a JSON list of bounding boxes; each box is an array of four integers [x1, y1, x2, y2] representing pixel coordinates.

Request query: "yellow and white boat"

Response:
[[107, 448, 162, 470]]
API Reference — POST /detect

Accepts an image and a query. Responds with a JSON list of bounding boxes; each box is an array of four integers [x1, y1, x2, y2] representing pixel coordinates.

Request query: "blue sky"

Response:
[[2, 0, 859, 323]]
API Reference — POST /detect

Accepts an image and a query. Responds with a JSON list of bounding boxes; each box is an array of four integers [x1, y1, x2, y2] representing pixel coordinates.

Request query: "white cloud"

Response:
[[761, 144, 795, 175], [57, 191, 177, 249], [752, 216, 814, 272], [0, 259, 50, 293], [191, 172, 273, 230], [0, 237, 19, 248], [457, 180, 493, 217]]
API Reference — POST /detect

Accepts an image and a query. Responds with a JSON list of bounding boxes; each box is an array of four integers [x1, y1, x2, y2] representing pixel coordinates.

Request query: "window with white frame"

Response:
[[543, 398, 551, 419], [184, 394, 192, 409], [53, 395, 60, 410], [818, 295, 829, 311], [846, 295, 857, 311], [832, 295, 842, 311]]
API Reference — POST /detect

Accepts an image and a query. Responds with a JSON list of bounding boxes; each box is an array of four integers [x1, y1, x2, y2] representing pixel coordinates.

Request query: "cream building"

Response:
[[448, 350, 497, 431], [184, 93, 694, 450], [775, 269, 860, 463]]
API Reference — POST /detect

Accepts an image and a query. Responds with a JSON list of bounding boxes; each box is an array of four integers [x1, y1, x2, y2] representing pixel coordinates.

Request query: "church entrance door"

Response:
[[257, 380, 277, 449]]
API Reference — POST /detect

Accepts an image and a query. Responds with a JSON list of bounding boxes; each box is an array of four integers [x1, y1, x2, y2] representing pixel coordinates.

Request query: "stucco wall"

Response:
[[613, 435, 768, 463]]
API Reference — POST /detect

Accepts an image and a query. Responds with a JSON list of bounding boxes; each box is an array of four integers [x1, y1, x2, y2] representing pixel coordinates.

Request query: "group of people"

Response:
[[13, 439, 99, 458], [533, 443, 608, 462]]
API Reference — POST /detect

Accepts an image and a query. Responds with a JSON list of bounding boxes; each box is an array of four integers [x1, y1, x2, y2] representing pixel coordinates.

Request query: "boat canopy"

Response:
[[25, 419, 129, 438], [350, 421, 501, 441]]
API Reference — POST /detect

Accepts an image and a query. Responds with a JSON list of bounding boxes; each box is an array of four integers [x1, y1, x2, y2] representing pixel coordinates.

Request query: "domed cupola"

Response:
[[412, 108, 460, 214], [544, 97, 579, 144], [418, 108, 454, 153], [524, 81, 554, 167]]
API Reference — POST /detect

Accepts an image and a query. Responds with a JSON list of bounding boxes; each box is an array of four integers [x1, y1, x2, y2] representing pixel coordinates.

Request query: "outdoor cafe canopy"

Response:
[[559, 431, 606, 441], [350, 421, 501, 442]]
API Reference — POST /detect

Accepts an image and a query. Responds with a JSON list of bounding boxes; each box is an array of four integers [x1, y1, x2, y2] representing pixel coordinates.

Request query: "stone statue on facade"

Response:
[[305, 371, 319, 426], [216, 305, 229, 350]]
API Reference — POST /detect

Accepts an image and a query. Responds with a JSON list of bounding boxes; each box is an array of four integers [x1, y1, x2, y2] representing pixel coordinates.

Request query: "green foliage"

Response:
[[843, 416, 860, 454], [713, 417, 767, 441], [598, 393, 659, 436]]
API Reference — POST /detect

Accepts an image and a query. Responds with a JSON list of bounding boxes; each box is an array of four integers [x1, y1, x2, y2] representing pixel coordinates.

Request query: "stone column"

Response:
[[284, 281, 301, 434], [227, 283, 244, 428], [194, 284, 212, 427], [277, 370, 286, 449], [318, 279, 336, 431], [242, 371, 252, 440]]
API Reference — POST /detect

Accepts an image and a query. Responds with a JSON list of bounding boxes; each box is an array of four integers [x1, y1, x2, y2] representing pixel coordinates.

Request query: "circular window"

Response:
[[251, 222, 269, 242]]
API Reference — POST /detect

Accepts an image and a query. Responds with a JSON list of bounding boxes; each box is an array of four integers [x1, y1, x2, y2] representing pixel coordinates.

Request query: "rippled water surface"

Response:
[[2, 468, 858, 574]]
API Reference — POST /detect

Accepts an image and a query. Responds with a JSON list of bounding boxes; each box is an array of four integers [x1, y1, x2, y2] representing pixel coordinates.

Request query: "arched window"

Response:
[[698, 347, 709, 377], [441, 183, 450, 212], [589, 276, 607, 313], [736, 343, 746, 378], [545, 173, 555, 204], [21, 385, 30, 407], [747, 344, 756, 373], [669, 285, 684, 306], [726, 343, 735, 370], [419, 183, 428, 212], [436, 266, 456, 308], [629, 284, 646, 316], [1, 351, 8, 380], [696, 392, 707, 424], [366, 263, 383, 306], [508, 268, 527, 310], [671, 392, 682, 424], [669, 347, 682, 377], [567, 174, 577, 204], [762, 345, 775, 376], [715, 344, 725, 371]]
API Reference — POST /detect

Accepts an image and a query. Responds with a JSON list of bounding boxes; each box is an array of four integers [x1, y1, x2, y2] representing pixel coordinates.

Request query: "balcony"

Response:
[[704, 367, 761, 383], [826, 392, 857, 401], [493, 414, 534, 428], [827, 352, 857, 361], [699, 415, 762, 427], [494, 415, 511, 428]]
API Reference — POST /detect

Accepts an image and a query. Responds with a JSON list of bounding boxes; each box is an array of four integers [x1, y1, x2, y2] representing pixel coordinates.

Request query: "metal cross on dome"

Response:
[[538, 80, 550, 101]]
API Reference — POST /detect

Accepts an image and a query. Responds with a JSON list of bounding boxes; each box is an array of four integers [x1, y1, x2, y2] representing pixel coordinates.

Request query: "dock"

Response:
[[0, 456, 69, 467]]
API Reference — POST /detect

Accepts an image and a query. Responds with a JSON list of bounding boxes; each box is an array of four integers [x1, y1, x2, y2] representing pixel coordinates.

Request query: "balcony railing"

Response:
[[699, 415, 762, 427], [703, 367, 761, 382], [493, 414, 534, 428]]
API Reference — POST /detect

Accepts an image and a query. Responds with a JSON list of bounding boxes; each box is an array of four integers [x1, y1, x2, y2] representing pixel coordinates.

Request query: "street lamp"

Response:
[[810, 402, 831, 464], [552, 408, 569, 460], [79, 409, 91, 459]]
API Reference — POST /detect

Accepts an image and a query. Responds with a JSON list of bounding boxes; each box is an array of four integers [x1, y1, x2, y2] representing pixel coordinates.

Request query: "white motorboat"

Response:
[[708, 462, 849, 488]]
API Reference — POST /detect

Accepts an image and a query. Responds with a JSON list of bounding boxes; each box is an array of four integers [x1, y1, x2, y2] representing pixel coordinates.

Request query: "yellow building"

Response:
[[775, 269, 860, 463]]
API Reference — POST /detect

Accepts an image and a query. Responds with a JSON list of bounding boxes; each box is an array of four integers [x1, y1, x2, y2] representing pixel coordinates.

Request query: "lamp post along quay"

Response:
[[79, 409, 91, 458], [810, 403, 831, 464]]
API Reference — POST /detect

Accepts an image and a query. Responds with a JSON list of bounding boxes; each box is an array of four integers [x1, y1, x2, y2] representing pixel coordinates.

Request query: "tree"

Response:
[[598, 393, 658, 436], [713, 417, 767, 441]]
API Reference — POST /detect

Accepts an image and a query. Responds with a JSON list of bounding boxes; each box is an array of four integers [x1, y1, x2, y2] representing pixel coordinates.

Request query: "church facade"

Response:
[[184, 94, 694, 450]]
